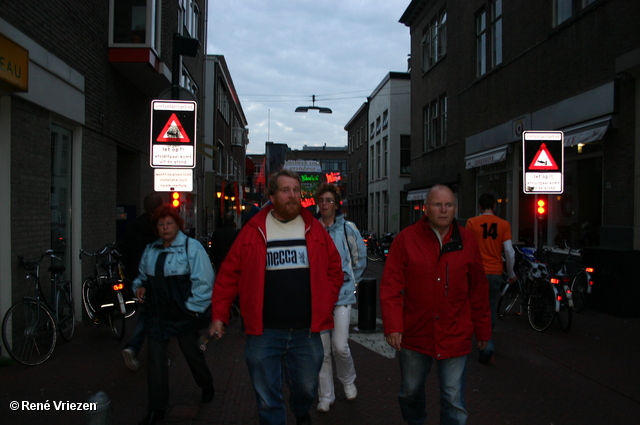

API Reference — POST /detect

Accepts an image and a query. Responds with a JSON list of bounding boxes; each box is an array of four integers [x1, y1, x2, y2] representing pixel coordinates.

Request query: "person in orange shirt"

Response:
[[466, 193, 517, 365]]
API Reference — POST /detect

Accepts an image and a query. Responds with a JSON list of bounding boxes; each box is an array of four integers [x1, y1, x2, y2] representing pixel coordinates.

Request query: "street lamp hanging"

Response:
[[295, 95, 332, 114]]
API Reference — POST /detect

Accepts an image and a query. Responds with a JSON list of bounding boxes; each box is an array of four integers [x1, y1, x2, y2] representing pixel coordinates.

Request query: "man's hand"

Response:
[[135, 287, 146, 304], [476, 340, 488, 350], [508, 275, 518, 284], [209, 319, 225, 340], [386, 332, 402, 351]]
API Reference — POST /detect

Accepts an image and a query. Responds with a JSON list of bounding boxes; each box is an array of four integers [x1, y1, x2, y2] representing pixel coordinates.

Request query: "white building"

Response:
[[367, 72, 412, 234]]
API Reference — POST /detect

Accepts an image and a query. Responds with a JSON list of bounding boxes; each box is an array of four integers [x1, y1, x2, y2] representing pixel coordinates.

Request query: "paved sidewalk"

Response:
[[1, 303, 640, 424]]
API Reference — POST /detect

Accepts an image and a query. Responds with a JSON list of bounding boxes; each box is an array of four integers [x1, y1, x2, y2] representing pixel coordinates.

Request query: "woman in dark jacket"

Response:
[[133, 204, 215, 425]]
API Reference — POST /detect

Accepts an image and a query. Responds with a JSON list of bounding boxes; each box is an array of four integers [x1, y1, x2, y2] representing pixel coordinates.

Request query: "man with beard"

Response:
[[209, 169, 343, 425]]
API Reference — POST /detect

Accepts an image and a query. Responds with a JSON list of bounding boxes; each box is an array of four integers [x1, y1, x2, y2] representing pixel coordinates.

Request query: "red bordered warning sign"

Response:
[[156, 113, 191, 143], [528, 143, 558, 170]]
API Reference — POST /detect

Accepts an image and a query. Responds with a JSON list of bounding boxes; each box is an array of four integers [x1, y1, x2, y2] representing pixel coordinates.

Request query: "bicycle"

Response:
[[544, 242, 594, 313], [497, 246, 557, 332], [2, 250, 75, 366], [79, 244, 136, 340]]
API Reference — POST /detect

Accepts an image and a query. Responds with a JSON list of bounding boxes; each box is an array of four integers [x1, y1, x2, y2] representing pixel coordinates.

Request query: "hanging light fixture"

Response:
[[295, 95, 332, 114]]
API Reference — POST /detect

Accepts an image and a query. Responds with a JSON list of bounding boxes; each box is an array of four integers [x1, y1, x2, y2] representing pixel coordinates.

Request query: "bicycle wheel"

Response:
[[556, 290, 573, 332], [55, 286, 76, 341], [82, 278, 100, 322], [497, 282, 520, 317], [527, 280, 556, 332], [570, 270, 589, 313], [108, 310, 126, 340], [2, 300, 57, 366]]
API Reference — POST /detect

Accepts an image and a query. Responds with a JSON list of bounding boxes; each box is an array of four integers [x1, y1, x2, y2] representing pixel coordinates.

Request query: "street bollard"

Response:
[[86, 391, 111, 425], [357, 277, 377, 332]]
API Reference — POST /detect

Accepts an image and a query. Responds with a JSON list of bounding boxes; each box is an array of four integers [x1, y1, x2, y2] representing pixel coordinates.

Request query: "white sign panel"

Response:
[[154, 168, 193, 192], [150, 100, 197, 168], [523, 131, 564, 194]]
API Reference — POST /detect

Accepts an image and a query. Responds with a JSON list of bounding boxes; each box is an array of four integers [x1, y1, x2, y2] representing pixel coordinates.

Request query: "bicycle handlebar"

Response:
[[18, 250, 63, 270], [79, 244, 122, 260]]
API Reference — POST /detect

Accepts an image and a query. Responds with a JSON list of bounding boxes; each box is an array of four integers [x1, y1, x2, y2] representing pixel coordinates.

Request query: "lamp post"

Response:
[[295, 95, 332, 114]]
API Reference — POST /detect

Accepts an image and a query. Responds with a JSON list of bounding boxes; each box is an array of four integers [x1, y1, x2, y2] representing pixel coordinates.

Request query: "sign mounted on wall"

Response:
[[150, 100, 197, 168], [522, 131, 564, 194]]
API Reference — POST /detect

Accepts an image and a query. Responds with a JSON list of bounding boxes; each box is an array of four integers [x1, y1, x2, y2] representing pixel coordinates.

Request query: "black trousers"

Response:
[[147, 330, 213, 412]]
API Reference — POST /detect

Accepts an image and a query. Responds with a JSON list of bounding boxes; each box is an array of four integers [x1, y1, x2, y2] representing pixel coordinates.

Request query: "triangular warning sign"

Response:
[[529, 143, 558, 170], [156, 113, 191, 143]]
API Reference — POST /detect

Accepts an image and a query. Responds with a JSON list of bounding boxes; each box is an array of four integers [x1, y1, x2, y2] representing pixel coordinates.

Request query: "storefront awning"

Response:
[[464, 146, 508, 169], [407, 189, 429, 201], [563, 116, 611, 147]]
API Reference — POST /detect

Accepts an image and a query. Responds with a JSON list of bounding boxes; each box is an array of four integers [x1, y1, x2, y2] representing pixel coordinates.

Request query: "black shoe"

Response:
[[201, 387, 215, 403], [139, 409, 165, 425], [296, 412, 312, 425]]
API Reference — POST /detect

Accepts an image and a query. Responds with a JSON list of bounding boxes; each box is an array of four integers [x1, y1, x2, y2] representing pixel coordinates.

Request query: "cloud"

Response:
[[207, 0, 410, 154]]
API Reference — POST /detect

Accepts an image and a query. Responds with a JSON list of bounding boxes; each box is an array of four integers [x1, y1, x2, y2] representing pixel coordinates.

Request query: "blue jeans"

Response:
[[482, 274, 504, 355], [245, 328, 324, 425], [125, 306, 147, 353], [398, 348, 468, 425]]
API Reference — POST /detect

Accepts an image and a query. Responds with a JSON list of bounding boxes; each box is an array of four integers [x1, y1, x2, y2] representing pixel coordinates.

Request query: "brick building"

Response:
[[345, 102, 369, 232], [0, 0, 209, 326], [400, 0, 640, 251]]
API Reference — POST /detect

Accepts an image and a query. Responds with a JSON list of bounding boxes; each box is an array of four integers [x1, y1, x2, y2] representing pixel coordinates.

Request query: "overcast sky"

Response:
[[206, 0, 411, 155]]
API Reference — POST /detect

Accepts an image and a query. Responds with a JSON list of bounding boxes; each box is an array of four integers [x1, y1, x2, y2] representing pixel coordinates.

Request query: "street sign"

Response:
[[150, 100, 197, 168], [522, 130, 564, 194], [154, 168, 193, 192]]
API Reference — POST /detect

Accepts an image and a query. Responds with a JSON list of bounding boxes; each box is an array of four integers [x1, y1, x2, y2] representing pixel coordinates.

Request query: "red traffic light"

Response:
[[536, 199, 546, 220], [171, 192, 181, 208]]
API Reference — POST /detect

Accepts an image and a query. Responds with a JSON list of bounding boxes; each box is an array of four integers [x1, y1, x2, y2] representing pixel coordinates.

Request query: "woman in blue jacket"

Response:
[[314, 183, 367, 413], [133, 204, 215, 425]]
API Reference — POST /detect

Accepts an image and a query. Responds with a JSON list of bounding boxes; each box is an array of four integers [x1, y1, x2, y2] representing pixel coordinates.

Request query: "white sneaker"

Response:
[[316, 400, 332, 412], [344, 383, 357, 400], [122, 347, 141, 371]]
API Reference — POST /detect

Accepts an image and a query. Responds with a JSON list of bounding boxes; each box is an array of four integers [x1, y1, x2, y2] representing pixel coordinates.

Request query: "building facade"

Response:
[[367, 72, 412, 235], [400, 0, 640, 315], [345, 102, 369, 232], [0, 0, 209, 327]]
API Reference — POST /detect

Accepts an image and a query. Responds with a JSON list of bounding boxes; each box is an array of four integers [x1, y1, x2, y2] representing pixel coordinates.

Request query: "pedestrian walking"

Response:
[[121, 192, 163, 371], [209, 211, 239, 273], [466, 192, 517, 364], [134, 204, 215, 425], [314, 183, 367, 413], [209, 169, 343, 425], [380, 184, 492, 425]]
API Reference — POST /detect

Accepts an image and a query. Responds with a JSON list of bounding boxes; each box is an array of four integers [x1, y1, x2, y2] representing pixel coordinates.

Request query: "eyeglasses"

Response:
[[157, 221, 176, 227], [317, 198, 335, 204], [277, 187, 301, 195], [428, 202, 456, 209]]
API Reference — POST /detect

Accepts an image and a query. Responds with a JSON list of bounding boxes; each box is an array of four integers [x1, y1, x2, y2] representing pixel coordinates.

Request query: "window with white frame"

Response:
[[490, 0, 502, 67], [554, 0, 572, 26], [376, 117, 381, 134], [376, 141, 381, 179], [383, 136, 388, 178], [421, 9, 447, 72], [180, 0, 200, 39], [110, 0, 161, 49], [382, 110, 389, 129], [423, 105, 430, 152], [476, 9, 487, 76], [430, 100, 439, 148], [370, 145, 375, 181], [439, 95, 447, 147], [181, 67, 198, 96]]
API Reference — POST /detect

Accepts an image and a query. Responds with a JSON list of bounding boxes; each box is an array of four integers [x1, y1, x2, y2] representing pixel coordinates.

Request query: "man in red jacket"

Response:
[[209, 169, 343, 425], [380, 184, 491, 425]]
